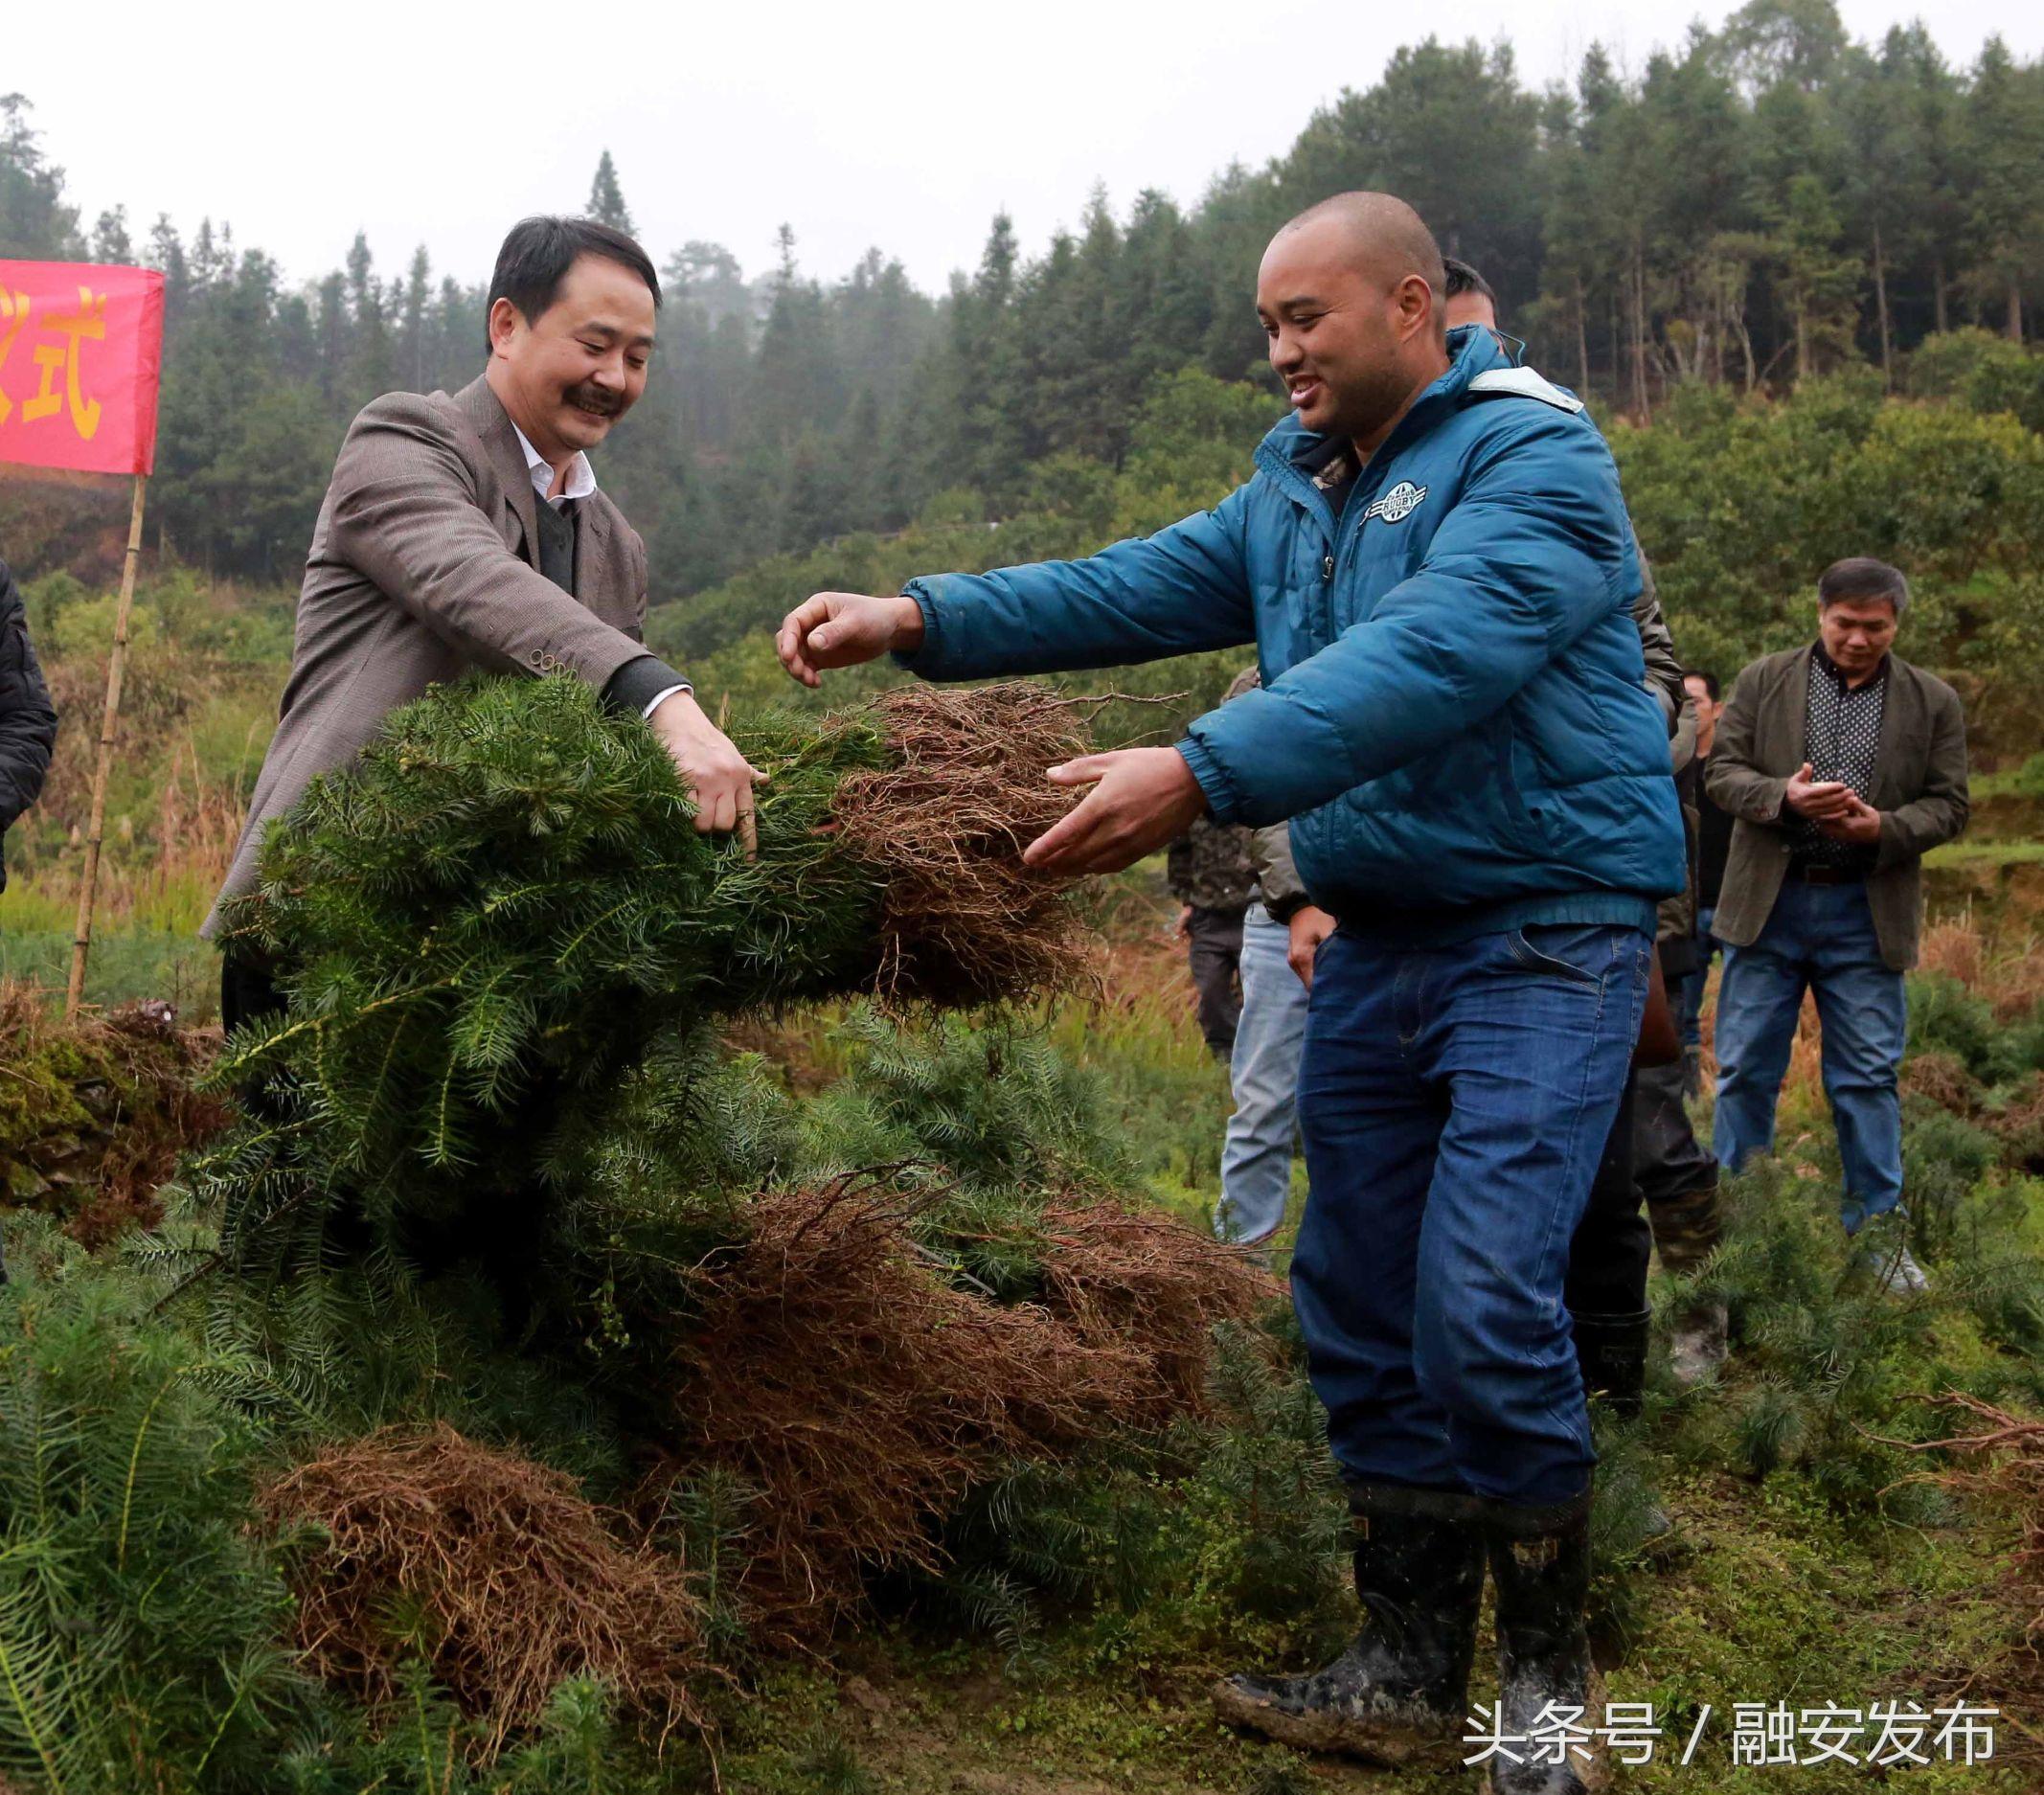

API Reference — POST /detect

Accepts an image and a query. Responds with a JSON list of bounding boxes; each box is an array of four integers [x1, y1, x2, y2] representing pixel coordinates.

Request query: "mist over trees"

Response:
[[1, 0, 2040, 598]]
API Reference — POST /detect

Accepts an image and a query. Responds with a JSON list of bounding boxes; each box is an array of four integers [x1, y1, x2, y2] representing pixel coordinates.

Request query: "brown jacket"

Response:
[[1704, 644, 1969, 970], [206, 376, 653, 936]]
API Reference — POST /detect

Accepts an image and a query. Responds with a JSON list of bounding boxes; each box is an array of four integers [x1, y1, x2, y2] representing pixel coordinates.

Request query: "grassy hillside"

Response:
[[3, 375, 2044, 1792]]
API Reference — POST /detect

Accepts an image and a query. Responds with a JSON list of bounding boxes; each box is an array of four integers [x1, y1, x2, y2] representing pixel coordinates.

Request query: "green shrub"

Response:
[[1906, 973, 2003, 1079], [1902, 1110, 2005, 1257]]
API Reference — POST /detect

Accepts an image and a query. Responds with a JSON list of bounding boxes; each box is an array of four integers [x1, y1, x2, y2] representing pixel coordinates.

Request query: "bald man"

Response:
[[778, 193, 1679, 1792]]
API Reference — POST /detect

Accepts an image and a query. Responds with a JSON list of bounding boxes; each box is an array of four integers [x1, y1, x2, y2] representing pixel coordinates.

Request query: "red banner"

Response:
[[0, 261, 164, 477]]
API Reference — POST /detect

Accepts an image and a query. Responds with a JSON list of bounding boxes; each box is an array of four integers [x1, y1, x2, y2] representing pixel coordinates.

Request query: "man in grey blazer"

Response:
[[1706, 557, 1969, 1288], [207, 216, 757, 1030]]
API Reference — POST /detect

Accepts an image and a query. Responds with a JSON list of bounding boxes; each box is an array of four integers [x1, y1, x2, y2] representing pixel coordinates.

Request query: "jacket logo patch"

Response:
[[1368, 481, 1428, 524]]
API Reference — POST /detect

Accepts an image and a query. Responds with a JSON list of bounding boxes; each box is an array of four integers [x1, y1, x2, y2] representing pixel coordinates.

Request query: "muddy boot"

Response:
[[1648, 1181, 1729, 1388], [1568, 1307, 1649, 1422], [1667, 1300, 1728, 1386], [1211, 1484, 1485, 1764], [1483, 1491, 1609, 1794], [1850, 1210, 1932, 1297]]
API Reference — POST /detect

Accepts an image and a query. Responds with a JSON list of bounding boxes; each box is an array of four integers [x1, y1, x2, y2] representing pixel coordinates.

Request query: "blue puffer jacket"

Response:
[[900, 327, 1685, 943]]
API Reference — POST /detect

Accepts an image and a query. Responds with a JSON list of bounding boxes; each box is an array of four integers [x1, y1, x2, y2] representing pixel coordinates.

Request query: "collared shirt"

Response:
[[509, 419, 688, 716], [1788, 642, 1887, 872], [510, 420, 598, 508]]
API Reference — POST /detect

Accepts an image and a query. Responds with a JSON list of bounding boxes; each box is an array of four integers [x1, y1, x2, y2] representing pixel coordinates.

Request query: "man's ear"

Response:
[[1396, 274, 1437, 342], [487, 296, 523, 360]]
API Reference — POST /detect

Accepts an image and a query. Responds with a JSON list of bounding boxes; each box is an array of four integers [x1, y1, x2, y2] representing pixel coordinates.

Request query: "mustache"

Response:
[[564, 382, 625, 417]]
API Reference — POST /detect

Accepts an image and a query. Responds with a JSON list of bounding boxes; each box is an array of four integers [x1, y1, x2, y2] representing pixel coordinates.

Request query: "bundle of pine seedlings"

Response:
[[163, 671, 1284, 1696], [196, 673, 1096, 1266]]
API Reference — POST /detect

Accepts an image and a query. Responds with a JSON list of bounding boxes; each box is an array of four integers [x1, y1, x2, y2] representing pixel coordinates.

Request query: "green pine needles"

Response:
[[210, 678, 882, 1181]]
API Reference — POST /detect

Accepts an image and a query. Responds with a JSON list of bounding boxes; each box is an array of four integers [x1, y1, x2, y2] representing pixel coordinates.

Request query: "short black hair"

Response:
[[1683, 668, 1722, 701], [1818, 557, 1910, 615], [1442, 256, 1495, 304], [486, 216, 660, 350]]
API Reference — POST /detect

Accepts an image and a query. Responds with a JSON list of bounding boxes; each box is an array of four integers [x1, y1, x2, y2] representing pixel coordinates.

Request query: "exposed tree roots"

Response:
[[258, 1422, 712, 1758], [653, 1172, 1275, 1645]]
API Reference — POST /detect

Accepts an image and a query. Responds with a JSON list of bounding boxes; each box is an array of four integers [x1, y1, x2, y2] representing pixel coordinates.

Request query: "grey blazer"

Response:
[[1704, 645, 1969, 970], [206, 376, 652, 936]]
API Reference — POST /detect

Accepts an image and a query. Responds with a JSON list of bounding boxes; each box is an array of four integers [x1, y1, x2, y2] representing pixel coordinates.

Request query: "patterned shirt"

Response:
[[1787, 644, 1887, 873]]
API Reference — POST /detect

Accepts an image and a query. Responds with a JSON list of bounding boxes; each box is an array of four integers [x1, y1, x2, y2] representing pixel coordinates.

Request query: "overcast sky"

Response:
[[30, 0, 2042, 296]]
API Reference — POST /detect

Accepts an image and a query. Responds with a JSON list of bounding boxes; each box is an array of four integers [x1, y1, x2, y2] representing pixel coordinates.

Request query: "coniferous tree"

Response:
[[146, 213, 190, 322], [585, 148, 635, 233], [0, 92, 80, 257], [89, 204, 132, 264], [398, 245, 432, 390], [1965, 38, 2044, 339], [344, 230, 395, 400]]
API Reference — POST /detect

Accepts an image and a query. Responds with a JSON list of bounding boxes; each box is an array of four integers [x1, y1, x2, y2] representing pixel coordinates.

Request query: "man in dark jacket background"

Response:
[[0, 557, 58, 898], [0, 553, 59, 1286]]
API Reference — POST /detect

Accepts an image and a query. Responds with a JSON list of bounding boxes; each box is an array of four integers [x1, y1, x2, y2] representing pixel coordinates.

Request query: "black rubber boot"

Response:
[[1483, 1490, 1608, 1794], [1211, 1483, 1486, 1763], [1568, 1307, 1650, 1421]]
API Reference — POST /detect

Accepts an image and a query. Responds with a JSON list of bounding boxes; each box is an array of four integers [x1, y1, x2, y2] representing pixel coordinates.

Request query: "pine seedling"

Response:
[[197, 675, 1092, 1275]]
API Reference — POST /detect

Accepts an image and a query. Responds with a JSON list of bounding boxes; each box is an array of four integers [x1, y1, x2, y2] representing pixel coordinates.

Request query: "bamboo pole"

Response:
[[66, 472, 148, 1019]]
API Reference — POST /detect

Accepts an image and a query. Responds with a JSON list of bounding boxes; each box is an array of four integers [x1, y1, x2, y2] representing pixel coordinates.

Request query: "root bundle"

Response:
[[833, 682, 1095, 1003], [656, 1173, 1273, 1643], [1034, 1196, 1280, 1409], [259, 1422, 710, 1756]]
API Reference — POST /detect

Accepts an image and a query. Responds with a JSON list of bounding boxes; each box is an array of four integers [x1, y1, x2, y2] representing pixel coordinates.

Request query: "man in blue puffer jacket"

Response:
[[779, 193, 1680, 1791]]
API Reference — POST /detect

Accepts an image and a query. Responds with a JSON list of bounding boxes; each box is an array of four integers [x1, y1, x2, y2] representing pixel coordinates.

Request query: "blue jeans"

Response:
[[1676, 904, 1718, 1051], [1291, 921, 1650, 1508], [1713, 880, 1906, 1234], [1215, 904, 1310, 1245]]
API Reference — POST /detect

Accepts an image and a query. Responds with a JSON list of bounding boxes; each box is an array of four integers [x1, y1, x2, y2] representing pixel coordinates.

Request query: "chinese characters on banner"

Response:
[[0, 261, 164, 476]]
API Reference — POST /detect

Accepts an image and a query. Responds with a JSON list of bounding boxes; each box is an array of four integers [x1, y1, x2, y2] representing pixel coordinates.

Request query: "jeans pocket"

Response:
[[1506, 924, 1610, 986]]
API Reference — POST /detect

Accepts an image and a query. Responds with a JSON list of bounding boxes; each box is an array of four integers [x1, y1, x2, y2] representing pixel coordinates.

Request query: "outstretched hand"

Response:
[[1022, 748, 1208, 879], [777, 591, 925, 688]]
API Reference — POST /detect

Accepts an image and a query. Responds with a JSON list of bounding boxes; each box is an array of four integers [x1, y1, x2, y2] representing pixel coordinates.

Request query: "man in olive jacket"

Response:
[[1706, 558, 1968, 1285]]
